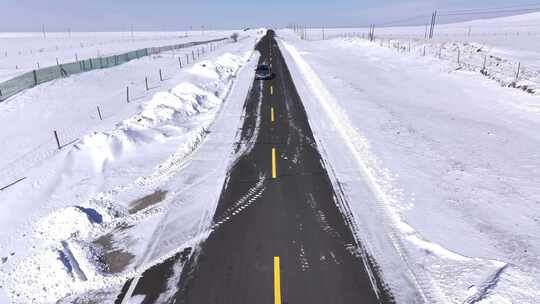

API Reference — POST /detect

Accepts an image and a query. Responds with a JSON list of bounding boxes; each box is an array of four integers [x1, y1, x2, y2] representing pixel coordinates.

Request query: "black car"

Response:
[[255, 64, 273, 80]]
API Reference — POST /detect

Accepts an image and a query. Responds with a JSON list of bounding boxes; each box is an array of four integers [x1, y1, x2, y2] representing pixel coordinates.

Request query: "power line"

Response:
[[439, 7, 540, 17], [377, 14, 432, 27], [377, 5, 540, 28], [440, 2, 540, 13]]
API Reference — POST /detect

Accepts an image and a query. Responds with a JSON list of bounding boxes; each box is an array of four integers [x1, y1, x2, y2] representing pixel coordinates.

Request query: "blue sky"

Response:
[[1, 0, 537, 31]]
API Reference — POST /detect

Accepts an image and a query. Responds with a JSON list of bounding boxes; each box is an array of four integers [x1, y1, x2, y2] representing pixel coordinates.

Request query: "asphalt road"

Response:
[[117, 30, 393, 304]]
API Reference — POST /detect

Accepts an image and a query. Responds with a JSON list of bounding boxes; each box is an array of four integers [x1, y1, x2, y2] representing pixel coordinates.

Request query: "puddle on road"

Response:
[[93, 227, 135, 274], [128, 189, 168, 214], [90, 190, 167, 275]]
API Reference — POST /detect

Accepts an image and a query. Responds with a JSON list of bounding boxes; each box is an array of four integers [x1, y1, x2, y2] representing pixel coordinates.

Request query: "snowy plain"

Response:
[[278, 13, 540, 304], [302, 12, 540, 94], [0, 29, 265, 303], [304, 12, 540, 55], [0, 30, 236, 82]]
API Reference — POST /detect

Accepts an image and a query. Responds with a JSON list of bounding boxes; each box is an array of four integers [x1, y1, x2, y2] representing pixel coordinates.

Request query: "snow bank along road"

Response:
[[117, 30, 393, 303]]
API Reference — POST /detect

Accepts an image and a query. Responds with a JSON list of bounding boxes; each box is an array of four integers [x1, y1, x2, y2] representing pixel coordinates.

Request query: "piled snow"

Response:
[[35, 207, 104, 243], [67, 53, 245, 175], [0, 27, 261, 302], [69, 82, 220, 173], [278, 26, 540, 303]]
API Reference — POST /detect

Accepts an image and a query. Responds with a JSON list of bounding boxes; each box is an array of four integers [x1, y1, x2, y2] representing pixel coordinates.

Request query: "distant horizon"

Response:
[[2, 0, 540, 32], [1, 10, 538, 34]]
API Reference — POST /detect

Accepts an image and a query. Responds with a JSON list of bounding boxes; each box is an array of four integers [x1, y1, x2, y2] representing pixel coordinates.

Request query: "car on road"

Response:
[[255, 64, 273, 80]]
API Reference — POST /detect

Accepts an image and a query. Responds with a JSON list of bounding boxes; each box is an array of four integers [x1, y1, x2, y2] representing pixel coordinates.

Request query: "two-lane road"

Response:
[[117, 30, 393, 304]]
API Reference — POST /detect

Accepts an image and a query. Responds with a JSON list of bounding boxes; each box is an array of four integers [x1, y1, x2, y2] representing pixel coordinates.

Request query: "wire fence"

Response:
[[0, 37, 227, 103], [292, 26, 540, 42], [289, 24, 540, 95], [307, 28, 539, 92]]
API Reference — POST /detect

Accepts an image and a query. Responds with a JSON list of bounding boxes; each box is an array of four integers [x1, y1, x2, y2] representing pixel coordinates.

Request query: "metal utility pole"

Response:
[[428, 10, 437, 39], [368, 24, 375, 42]]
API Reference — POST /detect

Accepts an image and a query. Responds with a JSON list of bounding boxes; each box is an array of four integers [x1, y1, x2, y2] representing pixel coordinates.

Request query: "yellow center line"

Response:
[[274, 256, 282, 304], [271, 148, 277, 179], [271, 106, 275, 123], [270, 85, 273, 95]]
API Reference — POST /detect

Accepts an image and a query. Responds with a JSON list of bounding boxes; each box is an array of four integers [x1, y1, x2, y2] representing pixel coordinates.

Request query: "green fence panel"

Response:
[[36, 65, 62, 84], [0, 72, 35, 100], [0, 37, 228, 103]]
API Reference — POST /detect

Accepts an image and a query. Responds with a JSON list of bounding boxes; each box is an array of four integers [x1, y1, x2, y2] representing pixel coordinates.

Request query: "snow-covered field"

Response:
[[278, 13, 540, 304], [0, 31, 235, 82], [0, 29, 265, 303], [303, 12, 540, 51], [301, 13, 540, 95]]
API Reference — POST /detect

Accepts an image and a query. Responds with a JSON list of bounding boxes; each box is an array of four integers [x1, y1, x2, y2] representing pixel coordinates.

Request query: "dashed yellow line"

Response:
[[274, 256, 282, 304], [271, 107, 275, 123], [271, 148, 277, 179], [270, 85, 273, 95]]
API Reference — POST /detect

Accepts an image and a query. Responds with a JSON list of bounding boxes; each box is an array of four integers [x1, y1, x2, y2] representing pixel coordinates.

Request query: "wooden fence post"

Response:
[[97, 106, 103, 120], [126, 86, 130, 103], [145, 77, 149, 90], [515, 62, 521, 81], [159, 69, 163, 81], [33, 70, 38, 85], [178, 57, 182, 68], [53, 130, 61, 150]]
